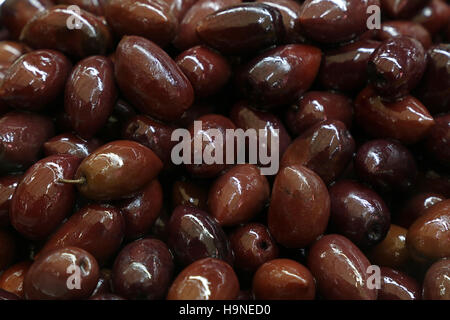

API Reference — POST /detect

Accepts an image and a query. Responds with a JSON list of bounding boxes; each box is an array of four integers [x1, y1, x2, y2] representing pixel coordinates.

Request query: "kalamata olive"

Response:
[[319, 39, 381, 92], [167, 258, 239, 300], [196, 3, 284, 55], [0, 41, 30, 67], [284, 91, 353, 136], [416, 170, 450, 199], [378, 267, 421, 300], [90, 293, 125, 300], [112, 238, 174, 300], [173, 0, 242, 50], [416, 44, 450, 115], [0, 229, 16, 271], [0, 0, 54, 39], [24, 247, 99, 300], [230, 223, 278, 273], [167, 0, 198, 21], [184, 114, 236, 178], [90, 269, 112, 297], [329, 180, 390, 248], [116, 179, 163, 240], [175, 101, 216, 128], [98, 99, 137, 142], [281, 120, 355, 185], [308, 234, 377, 300], [122, 115, 176, 168], [55, 0, 105, 16], [230, 101, 292, 164], [10, 155, 81, 240], [355, 87, 434, 144], [377, 21, 432, 49], [0, 112, 55, 173], [407, 199, 450, 263], [236, 44, 321, 108], [298, 0, 379, 43], [66, 140, 162, 201], [412, 0, 450, 35], [43, 133, 102, 159], [0, 175, 21, 227], [425, 115, 450, 169], [355, 139, 418, 194], [176, 46, 231, 98], [168, 205, 233, 266], [396, 193, 445, 229], [0, 261, 32, 298], [208, 164, 270, 227], [172, 179, 209, 210], [0, 50, 71, 111], [381, 0, 428, 18], [115, 36, 194, 122], [268, 164, 330, 248], [368, 224, 410, 270], [20, 5, 113, 59], [65, 56, 116, 139], [368, 37, 426, 100], [422, 258, 450, 300], [38, 204, 124, 264], [0, 288, 20, 300], [252, 259, 315, 300], [104, 0, 177, 48]]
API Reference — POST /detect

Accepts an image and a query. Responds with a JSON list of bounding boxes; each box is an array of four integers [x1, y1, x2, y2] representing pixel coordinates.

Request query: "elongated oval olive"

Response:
[[0, 261, 32, 298], [43, 133, 102, 159], [422, 258, 450, 300]]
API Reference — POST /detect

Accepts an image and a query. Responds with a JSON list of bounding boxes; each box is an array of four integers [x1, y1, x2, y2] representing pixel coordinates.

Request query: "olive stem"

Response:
[[58, 177, 86, 185]]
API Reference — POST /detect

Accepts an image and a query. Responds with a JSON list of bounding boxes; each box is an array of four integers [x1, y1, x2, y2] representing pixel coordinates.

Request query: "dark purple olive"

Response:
[[0, 175, 21, 227], [396, 192, 445, 229], [378, 267, 421, 300], [425, 114, 450, 168], [381, 0, 428, 19], [422, 258, 450, 300], [377, 21, 432, 49], [412, 0, 450, 35], [168, 205, 234, 267], [43, 133, 102, 159]]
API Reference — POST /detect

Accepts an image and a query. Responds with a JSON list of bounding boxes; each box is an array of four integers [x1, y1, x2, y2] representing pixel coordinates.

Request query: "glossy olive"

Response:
[[90, 269, 112, 297], [167, 258, 239, 300], [268, 164, 330, 248], [396, 193, 445, 229], [0, 175, 21, 227], [381, 0, 428, 18], [115, 36, 194, 122], [0, 229, 16, 271], [378, 267, 421, 300], [0, 50, 71, 111], [39, 204, 124, 264], [412, 0, 450, 35], [65, 56, 116, 139], [24, 247, 99, 300], [425, 114, 450, 168], [308, 234, 377, 300], [10, 155, 81, 240], [43, 133, 102, 159], [422, 258, 450, 300], [230, 223, 278, 273], [0, 288, 19, 300], [0, 261, 32, 298], [112, 238, 174, 300], [0, 41, 30, 67], [98, 99, 137, 142], [208, 164, 270, 226], [168, 205, 233, 266], [377, 21, 432, 49], [55, 0, 105, 16], [171, 179, 208, 210]]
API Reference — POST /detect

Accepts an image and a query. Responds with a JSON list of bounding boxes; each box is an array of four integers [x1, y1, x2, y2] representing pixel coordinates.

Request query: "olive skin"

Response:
[[425, 114, 450, 168], [90, 269, 112, 297], [112, 238, 174, 300], [412, 0, 450, 35], [56, 0, 105, 16], [268, 164, 330, 248], [167, 205, 234, 267], [65, 56, 117, 139], [368, 224, 410, 270], [377, 21, 432, 49], [176, 46, 231, 98], [167, 258, 239, 300], [329, 180, 390, 248], [355, 139, 418, 194], [381, 0, 428, 18], [74, 140, 163, 201], [0, 289, 20, 300], [299, 0, 380, 43], [368, 37, 426, 100], [208, 164, 270, 227], [253, 259, 315, 300], [20, 5, 113, 59], [115, 36, 194, 122], [0, 261, 32, 298], [308, 234, 377, 300], [230, 223, 278, 273], [396, 193, 445, 229], [236, 44, 321, 108], [0, 112, 55, 173], [10, 155, 81, 240], [0, 175, 21, 227], [173, 0, 242, 50], [38, 204, 125, 265], [378, 267, 421, 300], [117, 179, 163, 240], [24, 247, 99, 300], [0, 41, 30, 68], [0, 230, 16, 271], [422, 258, 450, 300], [104, 0, 177, 48], [43, 133, 102, 159], [285, 91, 353, 136], [171, 179, 208, 210], [0, 50, 71, 111], [407, 199, 450, 263], [355, 86, 434, 145], [281, 120, 355, 185], [90, 293, 125, 300]]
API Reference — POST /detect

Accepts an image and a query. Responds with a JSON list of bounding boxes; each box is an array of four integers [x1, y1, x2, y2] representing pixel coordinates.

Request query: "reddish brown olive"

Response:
[[0, 41, 30, 67], [378, 267, 421, 300], [43, 133, 102, 159], [377, 21, 432, 49], [0, 261, 32, 298], [396, 193, 445, 229], [90, 269, 112, 297], [55, 0, 105, 16], [0, 175, 21, 227], [412, 0, 450, 35], [268, 164, 330, 248], [422, 258, 450, 300], [171, 179, 209, 210], [167, 258, 239, 300], [90, 293, 125, 300], [0, 229, 16, 271], [381, 0, 428, 18]]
